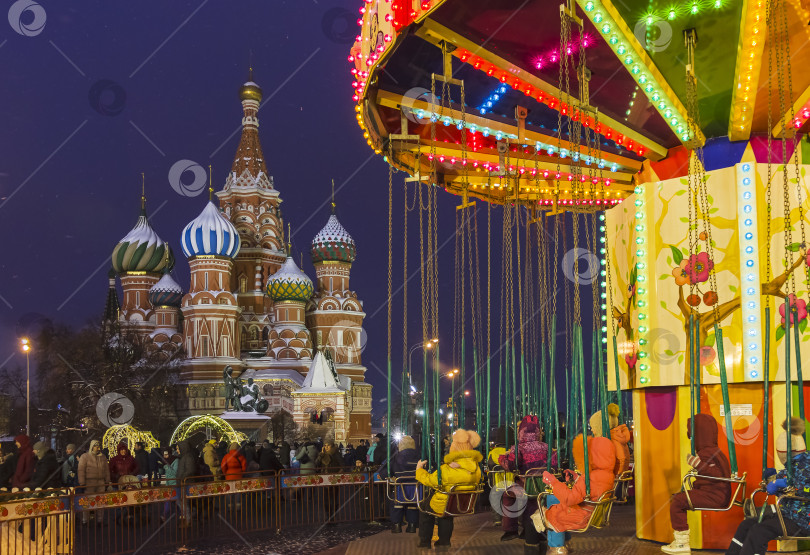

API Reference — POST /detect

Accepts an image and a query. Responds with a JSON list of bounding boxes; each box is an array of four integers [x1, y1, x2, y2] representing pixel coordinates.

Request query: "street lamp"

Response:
[[20, 338, 30, 436]]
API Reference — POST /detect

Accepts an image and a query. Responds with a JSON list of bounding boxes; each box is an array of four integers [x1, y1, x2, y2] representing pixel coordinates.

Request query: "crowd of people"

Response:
[[2, 413, 809, 554]]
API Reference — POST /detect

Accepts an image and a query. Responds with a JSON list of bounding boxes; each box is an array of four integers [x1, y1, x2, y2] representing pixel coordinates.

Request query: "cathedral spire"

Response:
[[229, 73, 270, 187]]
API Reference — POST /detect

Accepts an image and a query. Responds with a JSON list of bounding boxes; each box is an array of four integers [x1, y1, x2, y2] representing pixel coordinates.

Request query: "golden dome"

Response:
[[240, 81, 262, 102]]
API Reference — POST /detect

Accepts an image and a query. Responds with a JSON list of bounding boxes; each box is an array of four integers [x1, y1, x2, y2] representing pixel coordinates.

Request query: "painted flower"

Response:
[[699, 346, 716, 366], [805, 250, 810, 267], [672, 260, 690, 286], [627, 283, 636, 299], [625, 352, 638, 368], [779, 294, 808, 326], [683, 252, 714, 284], [699, 231, 708, 241]]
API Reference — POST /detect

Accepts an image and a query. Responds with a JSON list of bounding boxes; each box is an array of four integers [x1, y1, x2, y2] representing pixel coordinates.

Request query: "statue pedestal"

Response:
[[220, 411, 271, 442]]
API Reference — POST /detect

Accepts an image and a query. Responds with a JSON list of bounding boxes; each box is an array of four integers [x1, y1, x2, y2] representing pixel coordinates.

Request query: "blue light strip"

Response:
[[736, 162, 762, 381], [478, 83, 510, 115]]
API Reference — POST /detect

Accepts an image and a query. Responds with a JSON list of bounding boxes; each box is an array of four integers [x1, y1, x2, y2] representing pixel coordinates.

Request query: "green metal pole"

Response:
[[435, 344, 442, 484], [763, 308, 771, 476], [785, 296, 793, 481], [576, 324, 590, 496], [690, 315, 697, 456], [423, 352, 429, 461], [792, 312, 806, 444], [461, 336, 466, 429], [714, 325, 737, 474], [612, 335, 622, 418]]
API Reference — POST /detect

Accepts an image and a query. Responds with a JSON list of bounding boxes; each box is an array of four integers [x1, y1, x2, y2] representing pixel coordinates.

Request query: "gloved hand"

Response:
[[687, 454, 701, 468], [542, 471, 555, 485], [766, 478, 788, 495], [564, 469, 579, 482], [763, 468, 777, 480]]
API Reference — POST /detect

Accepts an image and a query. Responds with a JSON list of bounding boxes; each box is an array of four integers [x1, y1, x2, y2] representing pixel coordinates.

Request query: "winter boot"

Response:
[[661, 529, 691, 554], [416, 539, 432, 549], [405, 523, 417, 533], [501, 531, 520, 542], [392, 524, 402, 534]]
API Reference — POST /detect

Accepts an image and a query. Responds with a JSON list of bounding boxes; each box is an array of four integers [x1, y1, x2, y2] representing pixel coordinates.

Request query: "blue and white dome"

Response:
[[149, 272, 184, 307], [181, 202, 240, 259]]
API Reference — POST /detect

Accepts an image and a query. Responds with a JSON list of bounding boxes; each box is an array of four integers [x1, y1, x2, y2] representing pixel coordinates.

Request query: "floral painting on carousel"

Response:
[[607, 159, 810, 389]]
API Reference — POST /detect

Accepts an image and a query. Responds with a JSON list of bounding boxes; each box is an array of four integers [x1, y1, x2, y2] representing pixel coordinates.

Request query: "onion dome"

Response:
[[181, 202, 241, 259], [149, 272, 184, 307], [311, 215, 357, 264], [112, 207, 173, 274], [239, 80, 262, 102], [266, 256, 314, 302]]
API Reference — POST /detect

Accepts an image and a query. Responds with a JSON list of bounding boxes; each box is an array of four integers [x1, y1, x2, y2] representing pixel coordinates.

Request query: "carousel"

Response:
[[351, 0, 810, 551]]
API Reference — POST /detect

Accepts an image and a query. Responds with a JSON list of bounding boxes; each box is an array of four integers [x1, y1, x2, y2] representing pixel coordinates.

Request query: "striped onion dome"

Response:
[[112, 208, 173, 274], [181, 201, 240, 259], [266, 256, 314, 302], [149, 272, 184, 307], [311, 214, 356, 264]]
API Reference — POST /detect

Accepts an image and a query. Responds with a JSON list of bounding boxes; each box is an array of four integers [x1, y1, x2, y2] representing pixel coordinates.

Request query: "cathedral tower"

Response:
[[216, 76, 285, 356], [179, 200, 242, 383], [111, 194, 173, 337]]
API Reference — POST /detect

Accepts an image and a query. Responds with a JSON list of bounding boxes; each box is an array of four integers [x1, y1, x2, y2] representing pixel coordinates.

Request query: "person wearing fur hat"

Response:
[[498, 415, 557, 548], [379, 435, 421, 533], [533, 436, 617, 554], [724, 418, 810, 555], [589, 404, 631, 475], [661, 413, 731, 554], [415, 428, 483, 550]]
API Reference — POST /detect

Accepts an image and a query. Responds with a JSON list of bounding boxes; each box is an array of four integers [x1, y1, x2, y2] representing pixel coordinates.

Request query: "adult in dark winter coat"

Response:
[[28, 442, 61, 490], [372, 434, 387, 467], [133, 442, 150, 478], [12, 434, 35, 489], [354, 441, 368, 466], [0, 445, 16, 490], [216, 440, 228, 462], [109, 442, 139, 484], [661, 413, 731, 554], [61, 443, 79, 487], [259, 440, 283, 472], [242, 441, 256, 466], [279, 441, 292, 467], [176, 440, 198, 485], [379, 435, 420, 533]]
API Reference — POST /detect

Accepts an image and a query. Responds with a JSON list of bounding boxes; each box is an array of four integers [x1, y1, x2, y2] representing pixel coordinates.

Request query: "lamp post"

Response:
[[20, 338, 30, 437]]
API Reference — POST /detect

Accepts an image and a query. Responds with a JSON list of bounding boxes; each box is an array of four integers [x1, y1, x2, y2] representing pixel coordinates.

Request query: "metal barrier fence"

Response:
[[0, 469, 391, 555]]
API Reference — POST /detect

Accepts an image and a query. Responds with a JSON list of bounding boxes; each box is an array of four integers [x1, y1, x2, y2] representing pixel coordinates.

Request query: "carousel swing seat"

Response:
[[415, 482, 484, 518], [612, 469, 634, 505], [681, 470, 748, 511], [534, 488, 617, 534], [385, 473, 422, 504], [747, 486, 810, 541], [487, 465, 515, 491]]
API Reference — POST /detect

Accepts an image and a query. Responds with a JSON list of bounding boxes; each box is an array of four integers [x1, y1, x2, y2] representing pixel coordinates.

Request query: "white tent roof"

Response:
[[295, 351, 350, 394]]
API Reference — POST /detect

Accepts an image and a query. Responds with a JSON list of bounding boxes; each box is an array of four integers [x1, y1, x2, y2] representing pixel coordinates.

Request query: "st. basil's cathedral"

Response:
[[106, 77, 372, 444]]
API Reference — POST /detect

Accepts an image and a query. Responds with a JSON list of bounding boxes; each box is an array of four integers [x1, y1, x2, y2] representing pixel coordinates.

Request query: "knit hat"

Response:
[[90, 440, 101, 451], [229, 442, 240, 451], [398, 435, 416, 451], [518, 415, 540, 443], [449, 429, 481, 452], [33, 441, 47, 458], [776, 418, 807, 465], [66, 443, 77, 453], [589, 404, 621, 438]]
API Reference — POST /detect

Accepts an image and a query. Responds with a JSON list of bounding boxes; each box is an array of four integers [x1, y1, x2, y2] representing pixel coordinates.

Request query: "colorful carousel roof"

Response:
[[112, 206, 173, 274], [181, 201, 241, 259], [266, 256, 314, 302], [311, 214, 357, 264], [349, 0, 810, 210]]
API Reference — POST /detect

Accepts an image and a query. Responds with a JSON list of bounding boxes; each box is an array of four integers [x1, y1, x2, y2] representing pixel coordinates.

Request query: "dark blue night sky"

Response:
[[0, 0, 599, 425]]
